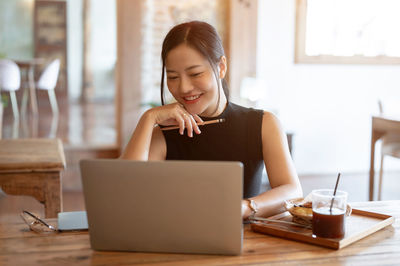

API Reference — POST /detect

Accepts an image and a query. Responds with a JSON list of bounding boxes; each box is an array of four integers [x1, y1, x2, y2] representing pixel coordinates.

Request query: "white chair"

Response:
[[36, 59, 60, 115], [0, 59, 21, 120], [377, 100, 400, 200]]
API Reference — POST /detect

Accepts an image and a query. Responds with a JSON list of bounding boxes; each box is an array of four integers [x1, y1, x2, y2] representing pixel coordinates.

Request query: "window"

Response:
[[295, 0, 400, 64]]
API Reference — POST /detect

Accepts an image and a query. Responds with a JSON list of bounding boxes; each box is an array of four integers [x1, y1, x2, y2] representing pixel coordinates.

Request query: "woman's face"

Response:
[[165, 43, 226, 117]]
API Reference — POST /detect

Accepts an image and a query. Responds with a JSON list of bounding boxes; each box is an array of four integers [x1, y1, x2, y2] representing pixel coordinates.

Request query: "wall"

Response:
[[0, 0, 33, 59], [66, 0, 116, 101], [116, 0, 144, 148], [90, 0, 116, 100], [140, 0, 230, 107], [229, 0, 258, 101], [255, 0, 400, 174], [0, 0, 115, 100], [66, 0, 83, 100]]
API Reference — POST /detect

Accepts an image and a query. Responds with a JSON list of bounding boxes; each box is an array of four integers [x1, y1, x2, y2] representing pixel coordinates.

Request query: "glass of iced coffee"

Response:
[[312, 189, 348, 238]]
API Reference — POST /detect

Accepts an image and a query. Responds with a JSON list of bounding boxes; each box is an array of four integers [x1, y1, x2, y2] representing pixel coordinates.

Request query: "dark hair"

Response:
[[160, 21, 229, 105]]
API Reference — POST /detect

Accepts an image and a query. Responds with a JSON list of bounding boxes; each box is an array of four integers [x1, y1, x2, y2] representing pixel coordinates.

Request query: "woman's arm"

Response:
[[242, 111, 303, 219], [119, 111, 162, 160], [120, 103, 203, 161]]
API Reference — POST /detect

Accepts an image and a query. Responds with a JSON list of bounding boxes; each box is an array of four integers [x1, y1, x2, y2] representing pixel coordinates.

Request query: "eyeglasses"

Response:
[[20, 210, 57, 233]]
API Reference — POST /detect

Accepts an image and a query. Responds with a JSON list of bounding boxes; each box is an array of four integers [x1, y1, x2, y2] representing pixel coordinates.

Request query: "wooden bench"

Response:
[[0, 138, 66, 218]]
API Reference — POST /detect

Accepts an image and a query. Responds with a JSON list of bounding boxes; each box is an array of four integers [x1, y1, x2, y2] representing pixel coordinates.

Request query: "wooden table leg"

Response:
[[44, 172, 63, 218], [369, 129, 385, 201], [0, 172, 62, 218]]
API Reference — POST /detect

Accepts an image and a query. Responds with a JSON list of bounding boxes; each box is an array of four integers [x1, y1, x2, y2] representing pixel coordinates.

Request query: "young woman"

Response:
[[120, 21, 302, 219]]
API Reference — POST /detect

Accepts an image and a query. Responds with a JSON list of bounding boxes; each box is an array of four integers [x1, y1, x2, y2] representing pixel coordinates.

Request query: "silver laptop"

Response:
[[80, 159, 243, 255]]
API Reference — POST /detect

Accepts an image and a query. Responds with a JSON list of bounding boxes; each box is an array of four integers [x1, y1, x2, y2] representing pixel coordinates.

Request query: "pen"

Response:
[[160, 118, 225, 131]]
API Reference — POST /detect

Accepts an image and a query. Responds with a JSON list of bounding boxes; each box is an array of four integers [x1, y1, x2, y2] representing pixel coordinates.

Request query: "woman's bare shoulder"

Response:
[[261, 110, 286, 139], [262, 111, 281, 127]]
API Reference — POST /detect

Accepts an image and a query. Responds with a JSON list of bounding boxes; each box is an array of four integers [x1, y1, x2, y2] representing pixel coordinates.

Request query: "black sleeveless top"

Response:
[[161, 102, 264, 198]]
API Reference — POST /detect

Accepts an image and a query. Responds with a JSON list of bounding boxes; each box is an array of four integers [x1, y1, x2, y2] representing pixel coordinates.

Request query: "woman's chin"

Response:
[[184, 105, 203, 115], [184, 102, 214, 117]]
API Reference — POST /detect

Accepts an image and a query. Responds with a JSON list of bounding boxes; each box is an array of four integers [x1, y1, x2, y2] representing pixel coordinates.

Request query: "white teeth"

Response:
[[184, 95, 200, 101]]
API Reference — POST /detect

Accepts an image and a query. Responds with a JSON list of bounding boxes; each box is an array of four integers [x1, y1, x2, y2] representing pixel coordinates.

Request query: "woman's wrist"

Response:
[[242, 200, 252, 219]]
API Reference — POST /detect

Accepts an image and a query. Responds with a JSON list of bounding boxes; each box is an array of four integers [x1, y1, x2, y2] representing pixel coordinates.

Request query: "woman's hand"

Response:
[[241, 200, 252, 220], [146, 103, 203, 137]]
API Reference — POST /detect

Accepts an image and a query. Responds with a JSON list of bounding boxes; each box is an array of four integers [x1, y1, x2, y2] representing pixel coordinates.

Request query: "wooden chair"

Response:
[[377, 100, 400, 200], [21, 59, 60, 116], [36, 59, 60, 115], [0, 59, 21, 120]]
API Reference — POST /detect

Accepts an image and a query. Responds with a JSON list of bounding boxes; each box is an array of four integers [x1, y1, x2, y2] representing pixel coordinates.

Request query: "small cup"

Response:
[[312, 189, 348, 238]]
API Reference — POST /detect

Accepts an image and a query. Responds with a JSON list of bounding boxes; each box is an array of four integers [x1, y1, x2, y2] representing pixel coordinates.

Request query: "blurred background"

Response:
[[0, 0, 399, 210]]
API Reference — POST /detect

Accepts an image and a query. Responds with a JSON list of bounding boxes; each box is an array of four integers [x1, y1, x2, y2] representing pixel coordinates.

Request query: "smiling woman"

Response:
[[165, 44, 226, 117], [120, 21, 302, 220], [160, 20, 229, 117]]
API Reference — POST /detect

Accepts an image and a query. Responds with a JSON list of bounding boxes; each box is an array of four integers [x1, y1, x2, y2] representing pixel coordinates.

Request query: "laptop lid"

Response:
[[80, 159, 243, 255]]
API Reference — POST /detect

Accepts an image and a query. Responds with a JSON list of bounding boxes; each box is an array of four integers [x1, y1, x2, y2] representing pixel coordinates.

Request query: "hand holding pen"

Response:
[[160, 118, 225, 131], [147, 102, 202, 137], [148, 103, 225, 137]]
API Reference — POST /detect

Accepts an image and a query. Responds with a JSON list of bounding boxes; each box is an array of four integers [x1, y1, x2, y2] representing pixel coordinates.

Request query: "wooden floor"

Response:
[[300, 171, 400, 202], [1, 96, 116, 147]]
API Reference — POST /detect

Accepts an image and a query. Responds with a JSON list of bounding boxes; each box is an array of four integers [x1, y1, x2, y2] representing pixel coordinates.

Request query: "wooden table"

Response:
[[0, 138, 65, 218], [0, 201, 398, 265], [14, 58, 46, 117], [369, 116, 400, 200]]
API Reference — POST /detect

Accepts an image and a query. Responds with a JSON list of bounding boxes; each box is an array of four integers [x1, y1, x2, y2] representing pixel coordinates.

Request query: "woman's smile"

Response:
[[183, 94, 202, 104]]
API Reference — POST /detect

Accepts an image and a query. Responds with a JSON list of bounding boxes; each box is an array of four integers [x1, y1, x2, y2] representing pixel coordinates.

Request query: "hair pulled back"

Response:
[[160, 21, 229, 105]]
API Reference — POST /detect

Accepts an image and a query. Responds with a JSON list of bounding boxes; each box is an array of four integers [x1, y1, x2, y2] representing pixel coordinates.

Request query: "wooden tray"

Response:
[[251, 208, 395, 250]]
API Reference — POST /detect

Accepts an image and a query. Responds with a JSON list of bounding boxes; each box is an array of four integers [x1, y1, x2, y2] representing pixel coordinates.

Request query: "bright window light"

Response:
[[305, 0, 400, 58]]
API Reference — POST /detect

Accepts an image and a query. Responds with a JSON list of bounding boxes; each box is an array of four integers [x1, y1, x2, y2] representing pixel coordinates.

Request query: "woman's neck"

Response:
[[201, 93, 228, 118], [213, 96, 228, 117]]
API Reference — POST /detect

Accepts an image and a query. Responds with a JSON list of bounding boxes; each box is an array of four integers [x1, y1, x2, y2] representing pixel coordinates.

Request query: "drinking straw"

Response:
[[329, 173, 341, 214]]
